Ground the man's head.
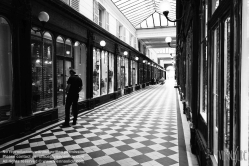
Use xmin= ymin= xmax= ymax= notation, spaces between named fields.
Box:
xmin=69 ymin=68 xmax=76 ymax=76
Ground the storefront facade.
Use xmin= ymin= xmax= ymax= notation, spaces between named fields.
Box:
xmin=176 ymin=0 xmax=243 ymax=166
xmin=0 ymin=0 xmax=164 ymax=144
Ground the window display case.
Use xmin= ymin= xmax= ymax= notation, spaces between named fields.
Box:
xmin=93 ymin=48 xmax=100 ymax=97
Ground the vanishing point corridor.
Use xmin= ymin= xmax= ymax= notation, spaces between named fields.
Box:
xmin=0 ymin=81 xmax=197 ymax=166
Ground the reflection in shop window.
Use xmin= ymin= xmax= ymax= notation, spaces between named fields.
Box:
xmin=74 ymin=42 xmax=86 ymax=101
xmin=117 ymin=56 xmax=121 ymax=89
xmin=212 ymin=0 xmax=219 ymax=14
xmin=108 ymin=53 xmax=114 ymax=93
xmin=65 ymin=39 xmax=72 ymax=57
xmin=93 ymin=48 xmax=100 ymax=97
xmin=101 ymin=51 xmax=108 ymax=95
xmin=0 ymin=17 xmax=12 ymax=122
xmin=125 ymin=58 xmax=128 ymax=86
xmin=31 ymin=31 xmax=53 ymax=112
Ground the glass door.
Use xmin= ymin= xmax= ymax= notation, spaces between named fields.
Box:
xmin=57 ymin=59 xmax=72 ymax=117
xmin=121 ymin=66 xmax=125 ymax=95
xmin=222 ymin=16 xmax=231 ymax=166
xmin=213 ymin=26 xmax=219 ymax=162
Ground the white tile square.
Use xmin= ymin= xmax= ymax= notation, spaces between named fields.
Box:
xmin=123 ymin=149 xmax=142 ymax=157
xmin=145 ymin=152 xmax=165 ymax=160
xmin=128 ymin=142 xmax=145 ymax=149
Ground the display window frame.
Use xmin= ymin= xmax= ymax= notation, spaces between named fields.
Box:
xmin=0 ymin=16 xmax=12 ymax=124
xmin=31 ymin=30 xmax=55 ymax=114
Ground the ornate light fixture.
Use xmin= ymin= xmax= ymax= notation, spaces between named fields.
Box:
xmin=165 ymin=37 xmax=172 ymax=47
xmin=135 ymin=57 xmax=139 ymax=61
xmin=31 ymin=11 xmax=49 ymax=33
xmin=124 ymin=51 xmax=128 ymax=56
xmin=100 ymin=40 xmax=106 ymax=47
xmin=160 ymin=0 xmax=187 ymax=22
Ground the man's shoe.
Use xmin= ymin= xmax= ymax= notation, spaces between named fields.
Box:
xmin=61 ymin=123 xmax=70 ymax=127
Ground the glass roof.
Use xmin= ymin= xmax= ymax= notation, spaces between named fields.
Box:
xmin=111 ymin=0 xmax=176 ymax=28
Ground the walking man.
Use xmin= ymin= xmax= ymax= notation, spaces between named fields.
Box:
xmin=62 ymin=68 xmax=82 ymax=127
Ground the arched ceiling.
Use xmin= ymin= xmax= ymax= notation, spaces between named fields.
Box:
xmin=111 ymin=0 xmax=176 ymax=28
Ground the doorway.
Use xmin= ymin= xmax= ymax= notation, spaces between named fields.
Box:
xmin=57 ymin=59 xmax=72 ymax=117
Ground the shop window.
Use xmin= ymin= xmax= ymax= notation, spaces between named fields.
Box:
xmin=101 ymin=51 xmax=108 ymax=95
xmin=93 ymin=48 xmax=100 ymax=97
xmin=212 ymin=27 xmax=219 ymax=162
xmin=125 ymin=58 xmax=128 ymax=86
xmin=120 ymin=57 xmax=125 ymax=89
xmin=133 ymin=61 xmax=138 ymax=85
xmin=0 ymin=17 xmax=12 ymax=123
xmin=65 ymin=39 xmax=72 ymax=57
xmin=56 ymin=36 xmax=64 ymax=56
xmin=74 ymin=42 xmax=87 ymax=101
xmin=117 ymin=56 xmax=121 ymax=89
xmin=31 ymin=31 xmax=53 ymax=113
xmin=139 ymin=63 xmax=143 ymax=84
xmin=211 ymin=0 xmax=219 ymax=14
xmin=241 ymin=2 xmax=249 ymax=164
xmin=130 ymin=60 xmax=133 ymax=86
xmin=108 ymin=53 xmax=114 ymax=93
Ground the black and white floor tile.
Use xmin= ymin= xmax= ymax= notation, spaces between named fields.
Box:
xmin=0 ymin=80 xmax=189 ymax=166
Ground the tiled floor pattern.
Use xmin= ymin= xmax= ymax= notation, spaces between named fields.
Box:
xmin=0 ymin=81 xmax=188 ymax=166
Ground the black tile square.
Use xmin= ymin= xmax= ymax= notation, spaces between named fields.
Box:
xmin=78 ymin=142 xmax=95 ymax=148
xmin=156 ymin=157 xmax=178 ymax=166
xmin=158 ymin=149 xmax=177 ymax=156
xmin=140 ymin=140 xmax=156 ymax=146
xmin=161 ymin=136 xmax=176 ymax=141
xmin=146 ymin=130 xmax=159 ymax=134
xmin=79 ymin=130 xmax=92 ymax=134
xmin=28 ymin=138 xmax=43 ymax=143
xmin=116 ymin=145 xmax=133 ymax=152
xmin=104 ymin=137 xmax=119 ymax=143
xmin=160 ymin=142 xmax=177 ymax=148
xmin=88 ymin=150 xmax=106 ymax=158
xmin=87 ymin=136 xmax=101 ymax=141
xmin=71 ymin=135 xmax=85 ymax=140
xmin=40 ymin=133 xmax=54 ymax=137
xmin=101 ymin=162 xmax=121 ymax=166
xmin=44 ymin=139 xmax=60 ymax=144
xmin=132 ymin=155 xmax=152 ymax=163
xmin=110 ymin=133 xmax=123 ymax=137
xmin=61 ymin=140 xmax=76 ymax=146
xmin=116 ymin=129 xmax=127 ymax=132
xmin=136 ymin=147 xmax=154 ymax=154
xmin=78 ymin=159 xmax=98 ymax=166
xmin=122 ymin=139 xmax=137 ymax=144
xmin=144 ymin=135 xmax=158 ymax=140
xmin=97 ymin=143 xmax=114 ymax=150
xmin=109 ymin=152 xmax=129 ymax=161
xmin=31 ymin=145 xmax=48 ymax=151
xmin=55 ymin=134 xmax=69 ymax=138
xmin=126 ymin=134 xmax=140 ymax=138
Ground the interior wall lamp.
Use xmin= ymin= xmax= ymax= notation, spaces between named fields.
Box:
xmin=160 ymin=0 xmax=188 ymax=22
xmin=165 ymin=37 xmax=172 ymax=47
xmin=135 ymin=57 xmax=139 ymax=61
xmin=100 ymin=40 xmax=106 ymax=47
xmin=143 ymin=60 xmax=146 ymax=63
xmin=31 ymin=11 xmax=49 ymax=33
xmin=124 ymin=51 xmax=128 ymax=56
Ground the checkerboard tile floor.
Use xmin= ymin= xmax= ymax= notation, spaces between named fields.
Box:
xmin=0 ymin=81 xmax=188 ymax=166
